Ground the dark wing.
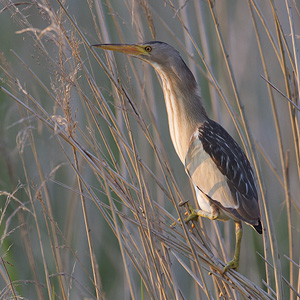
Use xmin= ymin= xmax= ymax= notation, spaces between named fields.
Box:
xmin=198 ymin=119 xmax=261 ymax=232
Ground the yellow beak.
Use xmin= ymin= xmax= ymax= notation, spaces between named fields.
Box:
xmin=91 ymin=44 xmax=147 ymax=56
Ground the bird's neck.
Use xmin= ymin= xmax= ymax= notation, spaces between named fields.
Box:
xmin=155 ymin=65 xmax=208 ymax=163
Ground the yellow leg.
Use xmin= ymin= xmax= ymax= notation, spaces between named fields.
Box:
xmin=223 ymin=222 xmax=242 ymax=273
xmin=177 ymin=202 xmax=243 ymax=273
xmin=184 ymin=203 xmax=219 ymax=223
xmin=171 ymin=202 xmax=219 ymax=227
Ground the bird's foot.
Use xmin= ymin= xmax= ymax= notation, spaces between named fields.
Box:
xmin=171 ymin=202 xmax=218 ymax=226
xmin=223 ymin=259 xmax=239 ymax=273
xmin=184 ymin=202 xmax=220 ymax=222
xmin=170 ymin=202 xmax=198 ymax=227
xmin=184 ymin=203 xmax=199 ymax=223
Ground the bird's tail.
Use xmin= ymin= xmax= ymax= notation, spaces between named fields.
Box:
xmin=252 ymin=219 xmax=262 ymax=234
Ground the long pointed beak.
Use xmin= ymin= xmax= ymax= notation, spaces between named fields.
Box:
xmin=91 ymin=43 xmax=147 ymax=56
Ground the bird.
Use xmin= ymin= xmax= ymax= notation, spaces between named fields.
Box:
xmin=92 ymin=41 xmax=262 ymax=273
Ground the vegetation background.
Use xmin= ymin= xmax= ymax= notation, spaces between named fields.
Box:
xmin=0 ymin=0 xmax=299 ymax=299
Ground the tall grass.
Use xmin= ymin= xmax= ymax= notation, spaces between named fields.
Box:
xmin=0 ymin=0 xmax=299 ymax=299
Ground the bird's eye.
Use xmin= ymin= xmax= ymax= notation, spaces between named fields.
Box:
xmin=145 ymin=46 xmax=152 ymax=52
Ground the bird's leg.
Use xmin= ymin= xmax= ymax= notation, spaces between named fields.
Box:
xmin=184 ymin=203 xmax=219 ymax=223
xmin=183 ymin=188 xmax=220 ymax=223
xmin=223 ymin=221 xmax=243 ymax=273
xmin=170 ymin=201 xmax=219 ymax=227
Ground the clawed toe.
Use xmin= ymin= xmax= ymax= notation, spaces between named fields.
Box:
xmin=184 ymin=203 xmax=199 ymax=223
xmin=223 ymin=259 xmax=239 ymax=273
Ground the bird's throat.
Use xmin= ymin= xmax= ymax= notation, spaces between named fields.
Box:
xmin=158 ymin=70 xmax=207 ymax=163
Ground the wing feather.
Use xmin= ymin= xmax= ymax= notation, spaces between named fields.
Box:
xmin=185 ymin=119 xmax=261 ymax=232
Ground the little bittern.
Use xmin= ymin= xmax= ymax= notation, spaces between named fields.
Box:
xmin=92 ymin=41 xmax=262 ymax=273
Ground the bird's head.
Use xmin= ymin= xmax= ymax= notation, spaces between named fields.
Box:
xmin=92 ymin=41 xmax=185 ymax=72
